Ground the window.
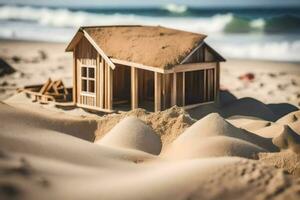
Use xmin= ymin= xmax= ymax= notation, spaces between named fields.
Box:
xmin=81 ymin=66 xmax=95 ymax=94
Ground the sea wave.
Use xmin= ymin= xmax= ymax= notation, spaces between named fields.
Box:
xmin=1 ymin=5 xmax=300 ymax=34
xmin=0 ymin=5 xmax=300 ymax=61
xmin=162 ymin=3 xmax=188 ymax=14
xmin=214 ymin=40 xmax=300 ymax=62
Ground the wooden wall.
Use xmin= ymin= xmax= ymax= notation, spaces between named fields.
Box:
xmin=74 ymin=36 xmax=112 ymax=110
xmin=183 ymin=43 xmax=220 ymax=64
xmin=73 ymin=37 xmax=220 ymax=112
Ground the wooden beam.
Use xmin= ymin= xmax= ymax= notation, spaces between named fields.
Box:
xmin=104 ymin=63 xmax=108 ymax=109
xmin=216 ymin=62 xmax=220 ymax=104
xmin=111 ymin=58 xmax=165 ymax=73
xmin=72 ymin=49 xmax=77 ymax=104
xmin=99 ymin=57 xmax=104 ymax=109
xmin=111 ymin=58 xmax=217 ymax=74
xmin=107 ymin=65 xmax=113 ymax=110
xmin=131 ymin=67 xmax=138 ymax=109
xmin=65 ymin=31 xmax=84 ymax=52
xmin=162 ymin=74 xmax=166 ymax=110
xmin=204 ymin=69 xmax=207 ymax=102
xmin=214 ymin=67 xmax=217 ymax=101
xmin=182 ymin=72 xmax=185 ymax=106
xmin=171 ymin=72 xmax=177 ymax=106
xmin=82 ymin=30 xmax=116 ymax=69
xmin=182 ymin=101 xmax=214 ymax=110
xmin=180 ymin=42 xmax=204 ymax=64
xmin=173 ymin=62 xmax=216 ymax=73
xmin=77 ymin=57 xmax=81 ymax=104
xmin=76 ymin=103 xmax=115 ymax=113
xmin=154 ymin=72 xmax=161 ymax=112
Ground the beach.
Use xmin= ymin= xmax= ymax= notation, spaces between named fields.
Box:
xmin=1 ymin=40 xmax=299 ymax=107
xmin=0 ymin=39 xmax=300 ymax=199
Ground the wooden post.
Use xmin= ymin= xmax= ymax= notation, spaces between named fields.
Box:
xmin=107 ymin=65 xmax=113 ymax=110
xmin=77 ymin=56 xmax=81 ymax=104
xmin=131 ymin=67 xmax=138 ymax=109
xmin=154 ymin=72 xmax=161 ymax=112
xmin=171 ymin=72 xmax=177 ymax=106
xmin=216 ymin=62 xmax=220 ymax=104
xmin=204 ymin=70 xmax=207 ymax=102
xmin=214 ymin=66 xmax=217 ymax=101
xmin=99 ymin=57 xmax=104 ymax=109
xmin=72 ymin=49 xmax=77 ymax=104
xmin=182 ymin=72 xmax=185 ymax=106
xmin=162 ymin=74 xmax=166 ymax=110
xmin=104 ymin=63 xmax=108 ymax=108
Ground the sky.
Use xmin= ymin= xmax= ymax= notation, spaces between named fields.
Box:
xmin=1 ymin=0 xmax=300 ymax=8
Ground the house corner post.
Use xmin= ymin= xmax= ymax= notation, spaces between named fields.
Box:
xmin=72 ymin=49 xmax=77 ymax=105
xmin=171 ymin=72 xmax=177 ymax=106
xmin=131 ymin=67 xmax=138 ymax=109
xmin=107 ymin=66 xmax=113 ymax=110
xmin=154 ymin=72 xmax=161 ymax=112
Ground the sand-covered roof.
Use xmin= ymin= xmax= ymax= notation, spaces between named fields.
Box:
xmin=82 ymin=25 xmax=206 ymax=69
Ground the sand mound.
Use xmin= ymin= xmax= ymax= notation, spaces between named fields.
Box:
xmin=1 ymin=100 xmax=300 ymax=199
xmin=219 ymin=89 xmax=237 ymax=106
xmin=228 ymin=116 xmax=272 ymax=132
xmin=259 ymin=151 xmax=300 ymax=176
xmin=97 ymin=117 xmax=162 ymax=155
xmin=0 ymin=58 xmax=15 ymax=77
xmin=0 ymin=102 xmax=97 ymax=141
xmin=221 ymin=97 xmax=278 ymax=121
xmin=272 ymin=125 xmax=300 ymax=153
xmin=163 ymin=135 xmax=266 ymax=160
xmin=96 ymin=106 xmax=194 ymax=148
xmin=276 ymin=110 xmax=300 ymax=125
xmin=267 ymin=103 xmax=299 ymax=118
xmin=175 ymin=113 xmax=277 ymax=151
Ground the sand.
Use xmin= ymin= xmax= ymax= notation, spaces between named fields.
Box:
xmin=81 ymin=26 xmax=206 ymax=69
xmin=1 ymin=40 xmax=300 ymax=199
xmin=96 ymin=117 xmax=162 ymax=155
xmin=1 ymin=102 xmax=300 ymax=199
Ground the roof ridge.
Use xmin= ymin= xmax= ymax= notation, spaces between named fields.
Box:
xmin=81 ymin=25 xmax=144 ymax=29
xmin=81 ymin=25 xmax=207 ymax=38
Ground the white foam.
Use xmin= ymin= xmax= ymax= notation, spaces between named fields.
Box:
xmin=0 ymin=5 xmax=233 ymax=33
xmin=215 ymin=40 xmax=300 ymax=62
xmin=163 ymin=3 xmax=188 ymax=14
xmin=0 ymin=5 xmax=300 ymax=62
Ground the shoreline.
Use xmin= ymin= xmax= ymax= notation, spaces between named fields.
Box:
xmin=0 ymin=39 xmax=299 ymax=107
xmin=1 ymin=38 xmax=300 ymax=64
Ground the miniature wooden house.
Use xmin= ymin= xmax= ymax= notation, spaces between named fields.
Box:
xmin=66 ymin=25 xmax=225 ymax=112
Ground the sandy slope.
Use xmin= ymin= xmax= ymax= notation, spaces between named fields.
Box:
xmin=1 ymin=101 xmax=300 ymax=200
xmin=1 ymin=40 xmax=300 ymax=199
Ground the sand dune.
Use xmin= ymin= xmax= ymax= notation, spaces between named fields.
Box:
xmin=169 ymin=113 xmax=278 ymax=152
xmin=1 ymin=39 xmax=300 ymax=200
xmin=221 ymin=97 xmax=278 ymax=121
xmin=228 ymin=116 xmax=273 ymax=132
xmin=1 ymin=103 xmax=300 ymax=199
xmin=0 ymin=102 xmax=97 ymax=142
xmin=259 ymin=151 xmax=300 ymax=176
xmin=272 ymin=125 xmax=300 ymax=153
xmin=276 ymin=110 xmax=300 ymax=125
xmin=96 ymin=117 xmax=162 ymax=155
xmin=254 ymin=111 xmax=300 ymax=138
xmin=96 ymin=106 xmax=195 ymax=148
xmin=163 ymin=135 xmax=266 ymax=159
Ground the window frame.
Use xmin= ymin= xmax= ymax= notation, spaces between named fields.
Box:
xmin=80 ymin=65 xmax=96 ymax=96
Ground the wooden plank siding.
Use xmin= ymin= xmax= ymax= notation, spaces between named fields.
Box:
xmin=74 ymin=36 xmax=114 ymax=111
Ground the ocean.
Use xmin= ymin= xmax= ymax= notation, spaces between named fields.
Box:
xmin=0 ymin=4 xmax=300 ymax=62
